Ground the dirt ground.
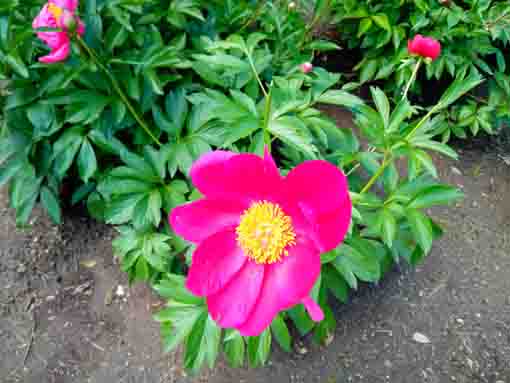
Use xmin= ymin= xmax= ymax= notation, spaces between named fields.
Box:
xmin=1 ymin=112 xmax=510 ymax=383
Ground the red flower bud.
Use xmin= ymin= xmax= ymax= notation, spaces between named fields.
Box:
xmin=300 ymin=62 xmax=313 ymax=73
xmin=407 ymin=35 xmax=441 ymax=61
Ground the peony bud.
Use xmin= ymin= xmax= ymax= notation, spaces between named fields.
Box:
xmin=288 ymin=2 xmax=296 ymax=9
xmin=300 ymin=62 xmax=313 ymax=73
xmin=407 ymin=35 xmax=441 ymax=61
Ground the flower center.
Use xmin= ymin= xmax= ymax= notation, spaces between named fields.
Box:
xmin=48 ymin=3 xmax=63 ymax=22
xmin=236 ymin=201 xmax=296 ymax=264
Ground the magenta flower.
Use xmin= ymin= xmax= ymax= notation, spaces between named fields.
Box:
xmin=170 ymin=149 xmax=352 ymax=336
xmin=33 ymin=0 xmax=85 ymax=63
xmin=407 ymin=35 xmax=441 ymax=61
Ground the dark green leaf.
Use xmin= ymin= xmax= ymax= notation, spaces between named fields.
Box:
xmin=77 ymin=139 xmax=97 ymax=183
xmin=40 ymin=186 xmax=61 ymax=224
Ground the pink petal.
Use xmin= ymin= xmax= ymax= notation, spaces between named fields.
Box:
xmin=39 ymin=40 xmax=70 ymax=63
xmin=186 ymin=229 xmax=247 ymax=297
xmin=263 ymin=146 xmax=281 ymax=181
xmin=191 ymin=150 xmax=283 ymax=201
xmin=302 ymin=296 xmax=324 ymax=322
xmin=238 ymin=236 xmax=320 ymax=336
xmin=207 ymin=261 xmax=265 ymax=328
xmin=190 ymin=150 xmax=237 ymax=195
xmin=51 ymin=0 xmax=79 ymax=11
xmin=421 ymin=38 xmax=441 ymax=60
xmin=284 ymin=160 xmax=349 ymax=215
xmin=76 ymin=17 xmax=85 ymax=35
xmin=311 ymin=199 xmax=352 ymax=252
xmin=170 ymin=198 xmax=247 ymax=243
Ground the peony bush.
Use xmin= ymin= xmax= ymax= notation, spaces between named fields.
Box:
xmin=0 ymin=0 xmax=484 ymax=372
xmin=310 ymin=0 xmax=510 ymax=141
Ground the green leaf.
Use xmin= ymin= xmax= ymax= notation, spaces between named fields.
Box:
xmin=270 ymin=315 xmax=292 ymax=352
xmin=153 ymin=275 xmax=203 ymax=305
xmin=224 ymin=330 xmax=245 ymax=368
xmin=379 ymin=208 xmax=397 ymax=247
xmin=247 ymin=329 xmax=272 ymax=368
xmin=77 ymin=139 xmax=97 ymax=183
xmin=437 ymin=69 xmax=483 ymax=110
xmin=333 ymin=243 xmax=381 ymax=286
xmin=370 ymin=87 xmax=390 ymax=129
xmin=40 ymin=186 xmax=61 ymax=224
xmin=135 ymin=256 xmax=150 ymax=281
xmin=323 ymin=266 xmax=349 ymax=303
xmin=155 ymin=303 xmax=204 ymax=353
xmin=269 ymin=117 xmax=316 ymax=158
xmin=287 ymin=304 xmax=315 ymax=335
xmin=26 ymin=103 xmax=55 ymax=139
xmin=317 ymin=90 xmax=364 ymax=109
xmin=408 ymin=185 xmax=463 ymax=209
xmin=357 ymin=18 xmax=373 ymax=37
xmin=407 ymin=209 xmax=433 ymax=254
xmin=5 ymin=52 xmax=28 ymax=78
xmin=184 ymin=313 xmax=221 ymax=371
xmin=308 ymin=40 xmax=341 ymax=51
xmin=388 ymin=98 xmax=414 ymax=133
xmin=104 ymin=194 xmax=144 ymax=225
xmin=411 ymin=138 xmax=458 ymax=159
xmin=0 ymin=155 xmax=24 ymax=188
xmin=165 ymin=88 xmax=188 ymax=137
xmin=223 ymin=117 xmax=260 ymax=146
xmin=371 ymin=14 xmax=391 ymax=31
xmin=360 ymin=59 xmax=378 ymax=83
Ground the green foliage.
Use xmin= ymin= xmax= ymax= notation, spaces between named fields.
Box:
xmin=0 ymin=0 xmax=469 ymax=373
xmin=324 ymin=0 xmax=510 ymax=141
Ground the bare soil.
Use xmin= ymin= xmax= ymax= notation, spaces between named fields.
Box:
xmin=1 ymin=111 xmax=509 ymax=383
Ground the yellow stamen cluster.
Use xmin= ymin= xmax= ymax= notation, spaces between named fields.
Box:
xmin=48 ymin=3 xmax=63 ymax=21
xmin=236 ymin=201 xmax=296 ymax=264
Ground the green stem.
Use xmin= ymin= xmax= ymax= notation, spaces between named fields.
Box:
xmin=404 ymin=106 xmax=438 ymax=141
xmin=402 ymin=59 xmax=421 ymax=100
xmin=263 ymin=85 xmax=273 ymax=151
xmin=359 ymin=152 xmax=391 ymax=194
xmin=240 ymin=1 xmax=266 ymax=32
xmin=246 ymin=49 xmax=268 ymax=98
xmin=76 ymin=36 xmax=162 ymax=147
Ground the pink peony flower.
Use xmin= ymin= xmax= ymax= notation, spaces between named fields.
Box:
xmin=300 ymin=62 xmax=313 ymax=73
xmin=170 ymin=149 xmax=352 ymax=336
xmin=32 ymin=0 xmax=85 ymax=63
xmin=407 ymin=35 xmax=441 ymax=61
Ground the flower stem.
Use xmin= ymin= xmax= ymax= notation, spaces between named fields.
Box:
xmin=404 ymin=105 xmax=438 ymax=141
xmin=246 ymin=49 xmax=268 ymax=98
xmin=263 ymin=84 xmax=273 ymax=151
xmin=359 ymin=152 xmax=391 ymax=194
xmin=402 ymin=59 xmax=422 ymax=100
xmin=76 ymin=36 xmax=161 ymax=147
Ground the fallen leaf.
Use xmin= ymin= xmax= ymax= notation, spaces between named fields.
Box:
xmin=80 ymin=259 xmax=97 ymax=268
